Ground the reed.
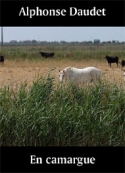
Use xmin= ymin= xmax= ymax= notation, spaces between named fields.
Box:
xmin=0 ymin=75 xmax=124 ymax=146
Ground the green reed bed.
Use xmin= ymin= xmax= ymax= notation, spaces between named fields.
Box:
xmin=0 ymin=75 xmax=125 ymax=146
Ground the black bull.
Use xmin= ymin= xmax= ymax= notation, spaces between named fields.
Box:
xmin=120 ymin=60 xmax=125 ymax=68
xmin=104 ymin=55 xmax=120 ymax=67
xmin=0 ymin=56 xmax=4 ymax=63
xmin=39 ymin=52 xmax=55 ymax=58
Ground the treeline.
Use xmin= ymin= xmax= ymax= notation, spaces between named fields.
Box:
xmin=1 ymin=39 xmax=125 ymax=46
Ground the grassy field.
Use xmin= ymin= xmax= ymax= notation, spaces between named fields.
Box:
xmin=0 ymin=44 xmax=125 ymax=146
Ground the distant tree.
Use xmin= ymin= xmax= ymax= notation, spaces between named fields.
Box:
xmin=94 ymin=39 xmax=100 ymax=44
xmin=112 ymin=40 xmax=115 ymax=43
xmin=86 ymin=41 xmax=93 ymax=44
xmin=10 ymin=40 xmax=17 ymax=43
xmin=107 ymin=41 xmax=111 ymax=44
xmin=60 ymin=41 xmax=67 ymax=45
xmin=112 ymin=40 xmax=118 ymax=44
xmin=31 ymin=40 xmax=38 ymax=44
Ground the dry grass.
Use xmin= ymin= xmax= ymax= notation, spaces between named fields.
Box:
xmin=0 ymin=58 xmax=124 ymax=89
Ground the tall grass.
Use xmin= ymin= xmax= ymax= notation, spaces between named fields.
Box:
xmin=0 ymin=75 xmax=124 ymax=146
xmin=1 ymin=44 xmax=125 ymax=61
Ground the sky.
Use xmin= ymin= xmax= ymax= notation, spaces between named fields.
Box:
xmin=0 ymin=27 xmax=125 ymax=42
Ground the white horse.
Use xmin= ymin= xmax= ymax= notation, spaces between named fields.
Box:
xmin=59 ymin=66 xmax=101 ymax=84
xmin=123 ymin=72 xmax=125 ymax=81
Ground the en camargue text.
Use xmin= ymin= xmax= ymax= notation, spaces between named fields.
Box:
xmin=19 ymin=7 xmax=106 ymax=18
xmin=30 ymin=155 xmax=96 ymax=166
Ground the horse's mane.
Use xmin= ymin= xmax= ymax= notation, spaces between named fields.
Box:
xmin=64 ymin=66 xmax=76 ymax=72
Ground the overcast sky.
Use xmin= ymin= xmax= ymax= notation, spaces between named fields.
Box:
xmin=1 ymin=27 xmax=125 ymax=42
